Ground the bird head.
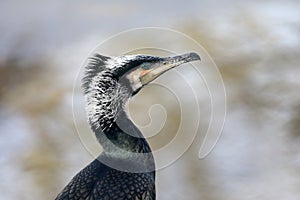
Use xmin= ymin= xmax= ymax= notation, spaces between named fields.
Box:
xmin=83 ymin=52 xmax=200 ymax=95
xmin=82 ymin=52 xmax=200 ymax=132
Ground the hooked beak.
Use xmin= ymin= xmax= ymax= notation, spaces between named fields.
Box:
xmin=140 ymin=52 xmax=201 ymax=85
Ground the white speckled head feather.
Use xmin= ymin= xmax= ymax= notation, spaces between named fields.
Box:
xmin=84 ymin=70 xmax=130 ymax=132
xmin=104 ymin=55 xmax=138 ymax=69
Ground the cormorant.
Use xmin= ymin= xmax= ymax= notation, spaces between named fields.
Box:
xmin=55 ymin=52 xmax=200 ymax=200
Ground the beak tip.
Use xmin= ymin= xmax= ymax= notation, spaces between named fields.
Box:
xmin=189 ymin=52 xmax=201 ymax=61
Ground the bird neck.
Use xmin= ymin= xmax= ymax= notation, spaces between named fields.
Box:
xmin=85 ymin=72 xmax=152 ymax=158
xmin=93 ymin=110 xmax=152 ymax=154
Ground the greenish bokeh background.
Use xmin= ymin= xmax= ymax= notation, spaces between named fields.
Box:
xmin=1 ymin=1 xmax=300 ymax=199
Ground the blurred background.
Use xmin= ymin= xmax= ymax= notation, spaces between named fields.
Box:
xmin=1 ymin=0 xmax=300 ymax=199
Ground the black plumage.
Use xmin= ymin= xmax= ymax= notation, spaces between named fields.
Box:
xmin=55 ymin=52 xmax=200 ymax=200
xmin=56 ymin=159 xmax=155 ymax=200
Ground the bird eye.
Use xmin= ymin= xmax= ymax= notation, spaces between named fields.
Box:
xmin=141 ymin=62 xmax=151 ymax=70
